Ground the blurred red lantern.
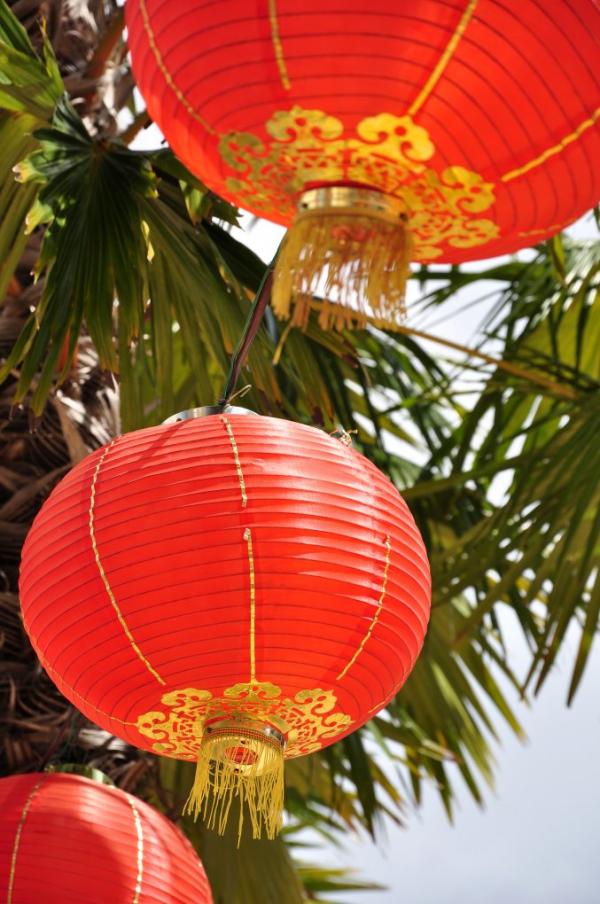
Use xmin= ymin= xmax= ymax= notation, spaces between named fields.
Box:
xmin=0 ymin=772 xmax=212 ymax=903
xmin=19 ymin=411 xmax=430 ymax=839
xmin=126 ymin=0 xmax=600 ymax=328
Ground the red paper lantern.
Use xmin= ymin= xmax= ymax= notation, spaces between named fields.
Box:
xmin=126 ymin=0 xmax=600 ymax=328
xmin=0 ymin=772 xmax=212 ymax=903
xmin=19 ymin=412 xmax=430 ymax=838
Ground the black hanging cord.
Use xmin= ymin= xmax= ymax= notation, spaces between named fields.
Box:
xmin=218 ymin=245 xmax=281 ymax=407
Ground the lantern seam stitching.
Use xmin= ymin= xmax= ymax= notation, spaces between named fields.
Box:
xmin=89 ymin=441 xmax=166 ymax=686
xmin=501 ymin=106 xmax=600 ymax=182
xmin=220 ymin=415 xmax=248 ymax=507
xmin=518 ymin=216 xmax=575 ymax=239
xmin=336 ymin=534 xmax=392 ymax=680
xmin=126 ymin=795 xmax=144 ymax=904
xmin=268 ymin=0 xmax=291 ymax=90
xmin=138 ymin=0 xmax=215 ymax=135
xmin=7 ymin=776 xmax=45 ymax=903
xmin=369 ymin=673 xmax=405 ymax=715
xmin=244 ymin=527 xmax=257 ymax=682
xmin=408 ymin=0 xmax=478 ymax=116
xmin=26 ymin=645 xmax=137 ymax=727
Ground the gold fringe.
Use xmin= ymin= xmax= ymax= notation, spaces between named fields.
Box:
xmin=184 ymin=725 xmax=284 ymax=845
xmin=272 ymin=207 xmax=412 ymax=331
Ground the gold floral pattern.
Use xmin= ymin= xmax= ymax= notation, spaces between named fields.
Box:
xmin=220 ymin=107 xmax=498 ymax=258
xmin=136 ymin=681 xmax=353 ymax=760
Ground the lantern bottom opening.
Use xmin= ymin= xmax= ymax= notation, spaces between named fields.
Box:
xmin=272 ymin=185 xmax=412 ymax=331
xmin=184 ymin=719 xmax=285 ymax=844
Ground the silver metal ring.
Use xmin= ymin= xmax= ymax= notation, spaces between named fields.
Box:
xmin=162 ymin=405 xmax=257 ymax=424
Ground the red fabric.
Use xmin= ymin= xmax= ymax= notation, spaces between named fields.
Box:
xmin=0 ymin=773 xmax=212 ymax=903
xmin=125 ymin=0 xmax=600 ymax=262
xmin=19 ymin=415 xmax=430 ymax=755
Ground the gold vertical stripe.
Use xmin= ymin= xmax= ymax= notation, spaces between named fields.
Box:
xmin=127 ymin=796 xmax=144 ymax=904
xmin=268 ymin=0 xmax=291 ymax=90
xmin=408 ymin=0 xmax=478 ymax=116
xmin=138 ymin=0 xmax=215 ymax=134
xmin=244 ymin=527 xmax=257 ymax=682
xmin=501 ymin=107 xmax=600 ymax=182
xmin=369 ymin=695 xmax=393 ymax=715
xmin=368 ymin=674 xmax=406 ymax=714
xmin=220 ymin=416 xmax=248 ymax=507
xmin=518 ymin=217 xmax=574 ymax=239
xmin=89 ymin=442 xmax=166 ymax=685
xmin=7 ymin=777 xmax=45 ymax=903
xmin=25 ymin=642 xmax=137 ymax=728
xmin=337 ymin=535 xmax=392 ymax=680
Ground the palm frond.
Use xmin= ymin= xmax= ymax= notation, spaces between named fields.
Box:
xmin=421 ymin=237 xmax=600 ymax=702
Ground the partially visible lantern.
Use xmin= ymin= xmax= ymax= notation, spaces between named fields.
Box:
xmin=126 ymin=0 xmax=600 ymax=328
xmin=0 ymin=772 xmax=212 ymax=903
xmin=19 ymin=412 xmax=430 ymax=839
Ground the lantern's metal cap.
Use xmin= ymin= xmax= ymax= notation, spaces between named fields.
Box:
xmin=297 ymin=185 xmax=408 ymax=222
xmin=203 ymin=718 xmax=286 ymax=776
xmin=162 ymin=405 xmax=257 ymax=424
xmin=205 ymin=719 xmax=286 ymax=748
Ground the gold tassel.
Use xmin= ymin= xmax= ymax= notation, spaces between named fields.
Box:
xmin=272 ymin=187 xmax=412 ymax=331
xmin=184 ymin=722 xmax=285 ymax=846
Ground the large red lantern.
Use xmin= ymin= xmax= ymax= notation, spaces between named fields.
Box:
xmin=19 ymin=412 xmax=430 ymax=839
xmin=126 ymin=0 xmax=600 ymax=328
xmin=0 ymin=772 xmax=212 ymax=903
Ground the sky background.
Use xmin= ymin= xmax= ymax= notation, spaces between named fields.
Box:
xmin=323 ymin=617 xmax=600 ymax=904
xmin=132 ymin=120 xmax=600 ymax=903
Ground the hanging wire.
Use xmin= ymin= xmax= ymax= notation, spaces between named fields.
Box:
xmin=217 ymin=245 xmax=281 ymax=408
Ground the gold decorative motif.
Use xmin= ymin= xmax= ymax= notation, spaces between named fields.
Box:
xmin=136 ymin=681 xmax=353 ymax=760
xmin=220 ymin=107 xmax=498 ymax=258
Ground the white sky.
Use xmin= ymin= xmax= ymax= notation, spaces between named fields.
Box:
xmin=324 ymin=616 xmax=600 ymax=904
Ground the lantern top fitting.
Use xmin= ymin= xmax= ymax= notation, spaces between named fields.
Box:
xmin=162 ymin=404 xmax=255 ymax=424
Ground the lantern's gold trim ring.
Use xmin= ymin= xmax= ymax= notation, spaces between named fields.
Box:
xmin=297 ymin=186 xmax=408 ymax=224
xmin=204 ymin=718 xmax=286 ymax=773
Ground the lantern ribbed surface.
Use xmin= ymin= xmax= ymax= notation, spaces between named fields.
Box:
xmin=0 ymin=772 xmax=212 ymax=903
xmin=19 ymin=414 xmax=430 ymax=837
xmin=126 ymin=0 xmax=600 ymax=262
